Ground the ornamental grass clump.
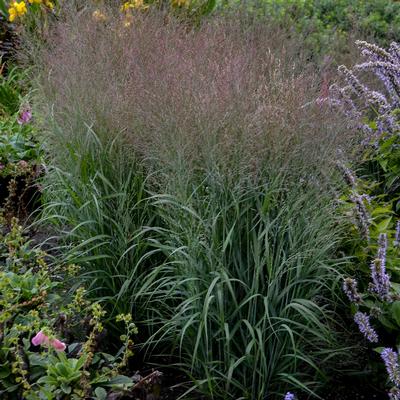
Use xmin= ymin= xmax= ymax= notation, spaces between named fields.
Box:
xmin=32 ymin=6 xmax=360 ymax=399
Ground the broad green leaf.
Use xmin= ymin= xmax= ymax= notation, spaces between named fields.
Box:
xmin=375 ymin=217 xmax=392 ymax=233
xmin=94 ymin=387 xmax=108 ymax=400
xmin=60 ymin=383 xmax=72 ymax=394
xmin=0 ymin=0 xmax=7 ymax=16
xmin=0 ymin=365 xmax=11 ymax=379
xmin=103 ymin=375 xmax=133 ymax=387
xmin=392 ymin=301 xmax=400 ymax=327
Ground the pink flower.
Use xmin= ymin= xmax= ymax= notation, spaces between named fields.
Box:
xmin=51 ymin=339 xmax=67 ymax=351
xmin=17 ymin=160 xmax=29 ymax=169
xmin=17 ymin=108 xmax=32 ymax=125
xmin=31 ymin=331 xmax=66 ymax=352
xmin=31 ymin=331 xmax=47 ymax=346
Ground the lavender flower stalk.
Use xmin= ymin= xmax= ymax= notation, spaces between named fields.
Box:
xmin=370 ymin=233 xmax=391 ymax=301
xmin=337 ymin=162 xmax=356 ymax=188
xmin=390 ymin=387 xmax=400 ymax=400
xmin=378 ymin=233 xmax=388 ymax=263
xmin=338 ymin=65 xmax=367 ymax=96
xmin=343 ymin=278 xmax=361 ymax=303
xmin=284 ymin=392 xmax=295 ymax=400
xmin=334 ymin=41 xmax=400 ymax=145
xmin=381 ymin=348 xmax=400 ymax=387
xmin=354 ymin=311 xmax=378 ymax=343
xmin=356 ymin=40 xmax=392 ymax=62
xmin=349 ymin=193 xmax=371 ymax=240
xmin=394 ymin=220 xmax=400 ymax=247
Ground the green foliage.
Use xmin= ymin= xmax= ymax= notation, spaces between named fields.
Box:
xmin=146 ymin=167 xmax=354 ymax=399
xmin=0 ymin=217 xmax=139 ymax=399
xmin=36 ymin=352 xmax=87 ymax=395
xmin=0 ymin=120 xmax=43 ymax=177
xmin=0 ymin=1 xmax=7 ymax=18
xmin=222 ymin=0 xmax=400 ymax=57
xmin=374 ymin=134 xmax=400 ymax=203
xmin=0 ymin=67 xmax=25 ymax=117
xmin=39 ymin=131 xmax=161 ymax=330
xmin=0 ymin=65 xmax=42 ymax=177
xmin=0 ymin=65 xmax=43 ymax=220
xmin=41 ymin=139 xmax=355 ymax=398
xmin=336 ymin=40 xmax=400 ymax=395
xmin=340 ymin=175 xmax=400 ymax=318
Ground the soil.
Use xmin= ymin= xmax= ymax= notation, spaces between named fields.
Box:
xmin=322 ymin=379 xmax=387 ymax=400
xmin=325 ymin=389 xmax=386 ymax=400
xmin=0 ymin=170 xmax=42 ymax=221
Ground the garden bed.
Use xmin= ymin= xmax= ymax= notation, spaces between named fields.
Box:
xmin=1 ymin=1 xmax=400 ymax=399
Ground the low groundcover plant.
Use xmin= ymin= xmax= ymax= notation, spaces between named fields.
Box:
xmin=0 ymin=217 xmax=141 ymax=399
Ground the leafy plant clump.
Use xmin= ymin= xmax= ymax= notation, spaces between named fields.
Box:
xmin=333 ymin=40 xmax=400 ymax=398
xmin=0 ymin=217 xmax=147 ymax=399
xmin=0 ymin=118 xmax=42 ymax=177
xmin=0 ymin=65 xmax=43 ymax=220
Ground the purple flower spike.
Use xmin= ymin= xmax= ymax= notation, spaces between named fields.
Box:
xmin=343 ymin=278 xmax=361 ymax=303
xmin=349 ymin=193 xmax=371 ymax=240
xmin=378 ymin=233 xmax=388 ymax=264
xmin=354 ymin=312 xmax=378 ymax=343
xmin=332 ymin=40 xmax=400 ymax=145
xmin=381 ymin=348 xmax=400 ymax=387
xmin=389 ymin=387 xmax=400 ymax=400
xmin=370 ymin=233 xmax=391 ymax=301
xmin=284 ymin=392 xmax=295 ymax=400
xmin=394 ymin=221 xmax=400 ymax=247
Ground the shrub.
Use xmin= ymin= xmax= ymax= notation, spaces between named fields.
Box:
xmin=33 ymin=8 xmax=359 ymax=399
xmin=222 ymin=0 xmax=400 ymax=61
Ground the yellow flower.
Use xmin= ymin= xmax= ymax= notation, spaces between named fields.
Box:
xmin=171 ymin=0 xmax=189 ymax=7
xmin=44 ymin=0 xmax=54 ymax=9
xmin=121 ymin=1 xmax=133 ymax=12
xmin=28 ymin=0 xmax=53 ymax=8
xmin=8 ymin=1 xmax=28 ymax=22
xmin=92 ymin=9 xmax=107 ymax=22
xmin=120 ymin=0 xmax=148 ymax=12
